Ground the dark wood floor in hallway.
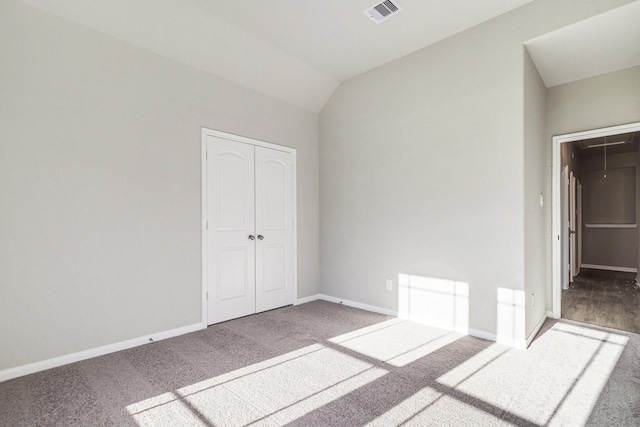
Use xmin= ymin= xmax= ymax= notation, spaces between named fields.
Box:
xmin=562 ymin=268 xmax=640 ymax=334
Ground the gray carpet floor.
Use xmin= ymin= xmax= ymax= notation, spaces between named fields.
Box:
xmin=562 ymin=269 xmax=640 ymax=334
xmin=1 ymin=300 xmax=639 ymax=426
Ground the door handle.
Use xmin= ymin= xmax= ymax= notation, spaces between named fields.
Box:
xmin=248 ymin=235 xmax=255 ymax=240
xmin=257 ymin=235 xmax=264 ymax=240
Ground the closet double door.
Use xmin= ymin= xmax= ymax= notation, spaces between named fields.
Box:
xmin=206 ymin=135 xmax=295 ymax=324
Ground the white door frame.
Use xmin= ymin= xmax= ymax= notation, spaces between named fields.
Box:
xmin=576 ymin=181 xmax=582 ymax=276
xmin=569 ymin=171 xmax=576 ymax=283
xmin=552 ymin=121 xmax=640 ymax=319
xmin=561 ymin=166 xmax=569 ymax=289
xmin=201 ymin=128 xmax=297 ymax=326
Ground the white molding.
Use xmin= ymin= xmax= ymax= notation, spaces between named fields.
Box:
xmin=292 ymin=150 xmax=298 ymax=304
xmin=581 ymin=264 xmax=638 ymax=273
xmin=316 ymin=295 xmax=532 ymax=348
xmin=203 ymin=128 xmax=296 ymax=153
xmin=295 ymin=294 xmax=321 ymax=305
xmin=201 ymin=127 xmax=297 ymax=327
xmin=470 ymin=325 xmax=550 ymax=352
xmin=201 ymin=129 xmax=208 ymax=326
xmin=468 ymin=328 xmax=497 ymax=343
xmin=525 ymin=312 xmax=548 ymax=349
xmin=0 ymin=322 xmax=205 ymax=383
xmin=496 ymin=335 xmax=527 ymax=350
xmin=584 ymin=223 xmax=637 ymax=229
xmin=398 ymin=308 xmax=469 ymax=335
xmin=552 ymin=121 xmax=640 ymax=320
xmin=317 ymin=294 xmax=398 ymax=317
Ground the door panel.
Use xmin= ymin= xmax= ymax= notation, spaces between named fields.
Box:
xmin=255 ymin=147 xmax=294 ymax=312
xmin=217 ymin=153 xmax=250 ymax=230
xmin=262 ymin=160 xmax=287 ymax=230
xmin=207 ymin=136 xmax=256 ymax=324
xmin=218 ymin=248 xmax=250 ymax=300
xmin=262 ymin=244 xmax=287 ymax=292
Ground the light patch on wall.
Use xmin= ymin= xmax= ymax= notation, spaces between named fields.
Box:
xmin=496 ymin=287 xmax=526 ymax=347
xmin=398 ymin=274 xmax=469 ymax=334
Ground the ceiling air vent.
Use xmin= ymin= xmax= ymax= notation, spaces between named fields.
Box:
xmin=364 ymin=0 xmax=402 ymax=24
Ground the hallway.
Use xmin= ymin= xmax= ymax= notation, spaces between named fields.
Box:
xmin=562 ymin=269 xmax=640 ymax=334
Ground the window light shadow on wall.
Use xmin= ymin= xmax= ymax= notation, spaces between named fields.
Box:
xmin=398 ymin=273 xmax=469 ymax=334
xmin=496 ymin=287 xmax=526 ymax=347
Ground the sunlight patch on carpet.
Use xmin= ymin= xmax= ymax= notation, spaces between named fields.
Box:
xmin=436 ymin=321 xmax=628 ymax=426
xmin=126 ymin=343 xmax=388 ymax=426
xmin=329 ymin=318 xmax=464 ymax=367
xmin=368 ymin=393 xmax=514 ymax=427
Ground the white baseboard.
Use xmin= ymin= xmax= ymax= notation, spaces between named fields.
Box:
xmin=493 ymin=311 xmax=550 ymax=350
xmin=0 ymin=322 xmax=206 ymax=383
xmin=295 ymin=294 xmax=321 ymax=305
xmin=398 ymin=311 xmax=470 ymax=335
xmin=317 ymin=294 xmax=398 ymax=317
xmin=496 ymin=336 xmax=526 ymax=350
xmin=525 ymin=311 xmax=549 ymax=349
xmin=9 ymin=291 xmax=551 ymax=383
xmin=468 ymin=328 xmax=497 ymax=343
xmin=581 ymin=264 xmax=638 ymax=273
xmin=308 ymin=294 xmax=532 ymax=349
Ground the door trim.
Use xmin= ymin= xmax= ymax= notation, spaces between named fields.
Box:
xmin=201 ymin=128 xmax=297 ymax=326
xmin=552 ymin=121 xmax=640 ymax=319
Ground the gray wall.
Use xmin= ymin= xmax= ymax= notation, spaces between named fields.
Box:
xmin=320 ymin=0 xmax=634 ymax=340
xmin=546 ymin=64 xmax=640 ymax=306
xmin=581 ymin=153 xmax=638 ymax=269
xmin=561 ymin=144 xmax=581 ymax=176
xmin=547 ymin=66 xmax=640 ymax=138
xmin=0 ymin=0 xmax=320 ymax=371
xmin=524 ymin=49 xmax=548 ymax=338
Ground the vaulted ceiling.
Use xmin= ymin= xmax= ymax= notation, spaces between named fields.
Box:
xmin=525 ymin=1 xmax=640 ymax=88
xmin=17 ymin=0 xmax=640 ymax=112
xmin=17 ymin=0 xmax=534 ymax=112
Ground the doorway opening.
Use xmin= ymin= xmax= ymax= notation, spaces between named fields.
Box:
xmin=552 ymin=122 xmax=640 ymax=333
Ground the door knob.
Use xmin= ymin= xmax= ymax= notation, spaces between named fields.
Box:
xmin=257 ymin=235 xmax=264 ymax=240
xmin=248 ymin=235 xmax=255 ymax=240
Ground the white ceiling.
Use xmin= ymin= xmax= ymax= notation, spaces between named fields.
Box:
xmin=17 ymin=0 xmax=640 ymax=112
xmin=18 ymin=0 xmax=533 ymax=112
xmin=525 ymin=1 xmax=640 ymax=88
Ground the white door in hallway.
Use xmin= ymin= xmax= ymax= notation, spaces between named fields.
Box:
xmin=206 ymin=134 xmax=295 ymax=324
xmin=569 ymin=171 xmax=577 ymax=282
xmin=561 ymin=166 xmax=569 ymax=289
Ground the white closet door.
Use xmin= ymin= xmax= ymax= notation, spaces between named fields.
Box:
xmin=206 ymin=137 xmax=256 ymax=324
xmin=255 ymin=146 xmax=295 ymax=313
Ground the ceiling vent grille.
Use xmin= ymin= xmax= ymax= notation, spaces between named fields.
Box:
xmin=364 ymin=1 xmax=402 ymax=24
